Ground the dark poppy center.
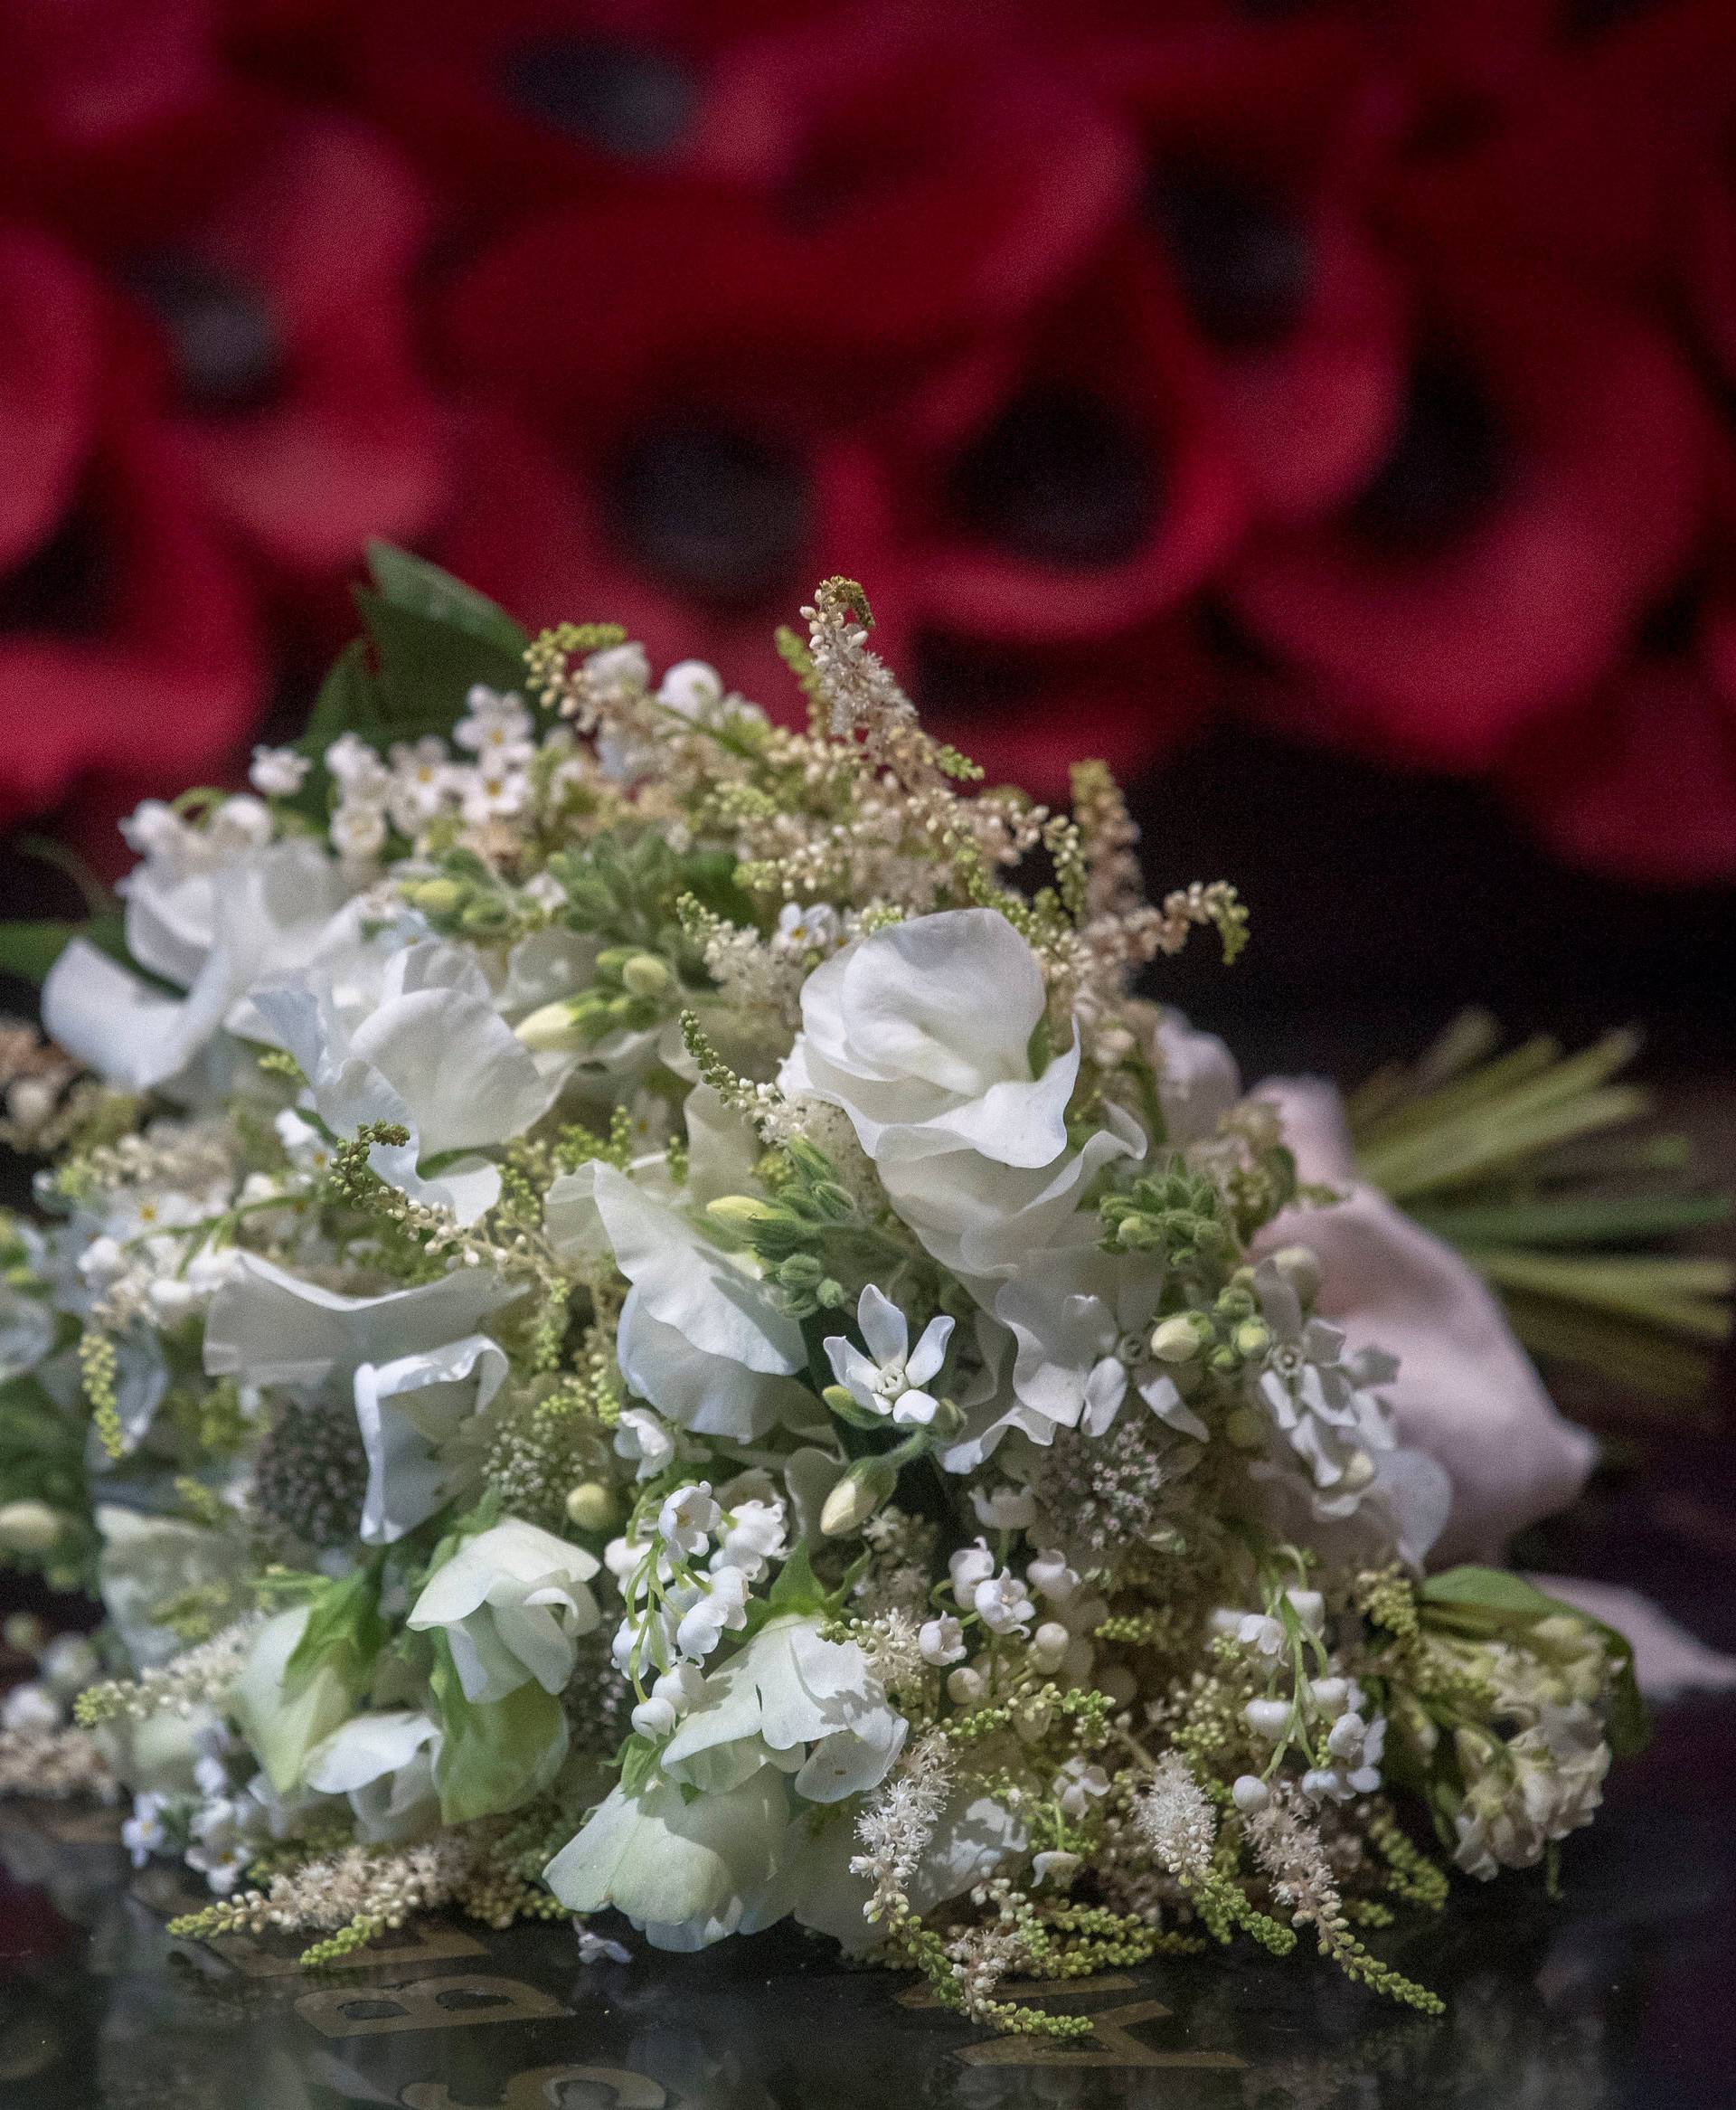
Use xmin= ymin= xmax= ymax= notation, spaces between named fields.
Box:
xmin=502 ymin=39 xmax=699 ymax=160
xmin=127 ymin=251 xmax=286 ymax=418
xmin=0 ymin=498 xmax=112 ymax=639
xmin=1563 ymin=0 xmax=1665 ymax=38
xmin=949 ymin=384 xmax=1159 ymax=570
xmin=610 ymin=419 xmax=811 ymax=608
xmin=1151 ymin=169 xmax=1314 ymax=350
xmin=911 ymin=631 xmax=1044 ymax=728
xmin=1349 ymin=353 xmax=1510 ymax=554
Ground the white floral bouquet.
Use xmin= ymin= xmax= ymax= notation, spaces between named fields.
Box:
xmin=0 ymin=553 xmax=1683 ymax=2036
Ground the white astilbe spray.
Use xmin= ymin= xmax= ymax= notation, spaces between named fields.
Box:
xmin=0 ymin=1722 xmax=118 ymax=1802
xmin=945 ymin=1921 xmax=1028 ymax=2022
xmin=1133 ymin=1751 xmax=1218 ymax=1884
xmin=1247 ymin=1785 xmax=1344 ymax=1934
xmin=857 ymin=1609 xmax=928 ymax=1699
xmin=803 ymin=579 xmax=920 ymax=752
xmin=74 ymin=1621 xmax=259 ymax=1726
xmin=852 ymin=1727 xmax=952 ymax=1924
xmin=180 ymin=1833 xmax=475 ymax=1942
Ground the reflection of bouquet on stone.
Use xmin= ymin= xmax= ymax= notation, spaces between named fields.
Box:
xmin=0 ymin=552 xmax=1711 ymax=2039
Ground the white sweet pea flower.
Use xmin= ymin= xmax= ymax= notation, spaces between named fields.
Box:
xmin=43 ymin=837 xmax=352 ymax=1098
xmin=824 ymin=1286 xmax=953 ymax=1429
xmin=38 ymin=1633 xmax=100 ymax=1701
xmin=354 ymin=1333 xmax=509 ymax=1545
xmin=659 ymin=1614 xmax=906 ymax=1803
xmin=546 ymin=1160 xmax=811 ymax=1439
xmin=544 ymin=1764 xmax=792 ymax=1952
xmin=250 ymin=940 xmax=568 ymax=1225
xmin=96 ymin=1503 xmax=247 ymax=1671
xmin=613 ymin=1406 xmax=677 ymax=1481
xmin=231 ymin=1605 xmax=356 ymax=1795
xmin=407 ymin=1520 xmax=602 ymax=1704
xmin=780 ymin=909 xmax=1142 ymax=1299
xmin=302 ymin=1711 xmax=442 ymax=1844
xmin=203 ymin=1251 xmax=517 ymax=1397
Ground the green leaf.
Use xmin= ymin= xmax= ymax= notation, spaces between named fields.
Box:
xmin=429 ymin=1634 xmax=568 ymax=1822
xmin=617 ymin=1731 xmax=662 ymax=1795
xmin=365 ymin=542 xmax=529 ymax=660
xmin=284 ymin=1560 xmax=386 ymax=1707
xmin=0 ymin=909 xmax=130 ymax=985
xmin=355 ymin=589 xmax=528 ymax=744
xmin=295 ymin=638 xmax=381 ymax=764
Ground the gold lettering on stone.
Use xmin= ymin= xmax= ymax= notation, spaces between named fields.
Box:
xmin=402 ymin=2064 xmax=669 ymax=2109
xmin=295 ymin=1973 xmax=568 ymax=2039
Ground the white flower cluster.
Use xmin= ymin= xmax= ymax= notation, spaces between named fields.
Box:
xmin=0 ymin=566 xmax=1624 ymax=2019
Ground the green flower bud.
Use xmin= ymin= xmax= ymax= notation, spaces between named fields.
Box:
xmin=619 ymin=953 xmax=672 ymax=999
xmin=3 ymin=1612 xmax=46 ymax=1655
xmin=0 ymin=1500 xmax=64 ymax=1556
xmin=1150 ymin=1312 xmax=1213 ymax=1363
xmin=460 ymin=897 xmax=512 ymax=934
xmin=820 ymin=1455 xmax=899 ymax=1538
xmin=514 ymin=998 xmax=588 ymax=1053
xmin=705 ymin=1194 xmax=786 ymax=1236
xmin=564 ymin=1481 xmax=618 ymax=1534
xmin=407 ymin=877 xmax=465 ymax=916
xmin=1231 ymin=1320 xmax=1271 ymax=1361
xmin=1225 ymin=1405 xmax=1268 ymax=1450
xmin=1267 ymin=1244 xmax=1322 ymax=1306
xmin=810 ymin=1181 xmax=855 ymax=1223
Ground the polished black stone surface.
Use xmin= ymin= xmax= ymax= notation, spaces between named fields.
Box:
xmin=3 ymin=1679 xmax=1734 ymax=2110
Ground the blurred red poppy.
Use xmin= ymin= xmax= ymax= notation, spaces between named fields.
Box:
xmin=1225 ymin=242 xmax=1714 ymax=770
xmin=0 ymin=239 xmax=258 ymax=833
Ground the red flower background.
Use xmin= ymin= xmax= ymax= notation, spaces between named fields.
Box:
xmin=5 ymin=0 xmax=1736 ymax=884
